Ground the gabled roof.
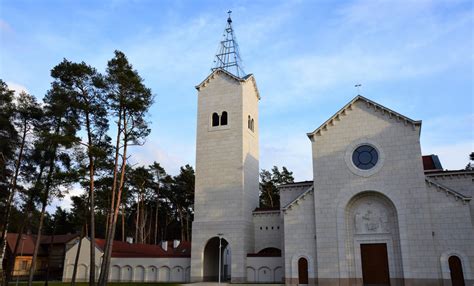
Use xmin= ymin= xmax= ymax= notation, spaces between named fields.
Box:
xmin=6 ymin=233 xmax=79 ymax=255
xmin=195 ymin=68 xmax=260 ymax=99
xmin=307 ymin=95 xmax=422 ymax=141
xmin=94 ymin=239 xmax=191 ymax=258
xmin=282 ymin=185 xmax=314 ymax=212
xmin=425 ymin=177 xmax=471 ymax=203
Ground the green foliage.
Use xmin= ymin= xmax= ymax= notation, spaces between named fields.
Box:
xmin=0 ymin=79 xmax=17 ymax=200
xmin=466 ymin=152 xmax=474 ymax=170
xmin=259 ymin=166 xmax=294 ymax=208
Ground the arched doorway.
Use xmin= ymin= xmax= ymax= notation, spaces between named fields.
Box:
xmin=203 ymin=236 xmax=231 ymax=281
xmin=298 ymin=257 xmax=308 ymax=284
xmin=449 ymin=256 xmax=465 ymax=286
xmin=345 ymin=192 xmax=403 ymax=284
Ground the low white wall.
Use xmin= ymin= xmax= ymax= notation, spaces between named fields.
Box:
xmin=108 ymin=257 xmax=190 ymax=282
xmin=62 ymin=238 xmax=191 ymax=282
xmin=246 ymin=256 xmax=283 ymax=283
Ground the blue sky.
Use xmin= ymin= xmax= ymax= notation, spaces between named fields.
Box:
xmin=1 ymin=0 xmax=473 ymax=208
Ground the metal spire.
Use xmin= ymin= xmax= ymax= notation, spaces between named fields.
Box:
xmin=212 ymin=11 xmax=246 ymax=77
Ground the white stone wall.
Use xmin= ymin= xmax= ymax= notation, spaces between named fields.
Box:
xmin=62 ymin=238 xmax=102 ymax=282
xmin=191 ymin=71 xmax=260 ymax=282
xmin=246 ymin=257 xmax=284 ymax=283
xmin=428 ymin=173 xmax=474 ymax=227
xmin=62 ymin=238 xmax=190 ymax=282
xmin=310 ymin=99 xmax=440 ymax=284
xmin=107 ymin=257 xmax=190 ymax=282
xmin=282 ymin=190 xmax=317 ymax=285
xmin=425 ymin=182 xmax=474 ymax=283
xmin=280 ymin=184 xmax=313 ymax=208
xmin=252 ymin=211 xmax=282 ymax=253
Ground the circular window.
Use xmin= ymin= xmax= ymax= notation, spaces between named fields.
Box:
xmin=352 ymin=145 xmax=378 ymax=170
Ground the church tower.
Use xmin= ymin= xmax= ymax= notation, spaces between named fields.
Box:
xmin=190 ymin=12 xmax=260 ymax=283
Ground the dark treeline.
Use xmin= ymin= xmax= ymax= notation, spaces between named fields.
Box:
xmin=0 ymin=49 xmax=294 ymax=286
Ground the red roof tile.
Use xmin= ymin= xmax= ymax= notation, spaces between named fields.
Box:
xmin=6 ymin=233 xmax=37 ymax=255
xmin=94 ymin=239 xmax=191 ymax=258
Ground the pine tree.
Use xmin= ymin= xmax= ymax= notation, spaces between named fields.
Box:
xmin=98 ymin=51 xmax=152 ymax=285
xmin=27 ymin=83 xmax=80 ymax=286
xmin=51 ymin=59 xmax=108 ymax=285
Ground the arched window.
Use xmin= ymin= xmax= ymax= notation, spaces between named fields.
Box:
xmin=449 ymin=256 xmax=465 ymax=286
xmin=248 ymin=115 xmax=251 ymax=129
xmin=251 ymin=119 xmax=254 ymax=131
xmin=298 ymin=258 xmax=308 ymax=284
xmin=221 ymin=111 xmax=228 ymax=125
xmin=212 ymin=113 xmax=219 ymax=127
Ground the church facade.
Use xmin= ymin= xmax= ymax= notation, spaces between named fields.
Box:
xmin=190 ymin=14 xmax=473 ymax=286
xmin=61 ymin=15 xmax=473 ymax=286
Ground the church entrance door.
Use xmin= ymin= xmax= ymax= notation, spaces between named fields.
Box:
xmin=449 ymin=256 xmax=465 ymax=286
xmin=203 ymin=237 xmax=230 ymax=282
xmin=298 ymin=257 xmax=308 ymax=284
xmin=360 ymin=243 xmax=390 ymax=285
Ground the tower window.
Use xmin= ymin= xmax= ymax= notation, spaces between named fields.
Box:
xmin=248 ymin=115 xmax=255 ymax=132
xmin=221 ymin=111 xmax=228 ymax=125
xmin=212 ymin=113 xmax=220 ymax=127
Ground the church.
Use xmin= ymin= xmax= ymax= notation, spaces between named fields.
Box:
xmin=61 ymin=14 xmax=473 ymax=286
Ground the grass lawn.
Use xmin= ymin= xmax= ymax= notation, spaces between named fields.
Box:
xmin=9 ymin=283 xmax=183 ymax=286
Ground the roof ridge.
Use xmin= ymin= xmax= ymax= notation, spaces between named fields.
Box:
xmin=307 ymin=95 xmax=421 ymax=140
xmin=195 ymin=68 xmax=260 ymax=99
xmin=425 ymin=177 xmax=471 ymax=203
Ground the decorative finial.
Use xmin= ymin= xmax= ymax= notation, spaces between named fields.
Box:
xmin=211 ymin=11 xmax=246 ymax=77
xmin=355 ymin=84 xmax=362 ymax=95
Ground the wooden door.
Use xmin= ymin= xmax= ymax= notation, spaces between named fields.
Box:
xmin=360 ymin=243 xmax=390 ymax=285
xmin=298 ymin=257 xmax=308 ymax=284
xmin=449 ymin=256 xmax=465 ymax=286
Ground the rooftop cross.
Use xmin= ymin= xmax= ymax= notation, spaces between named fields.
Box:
xmin=212 ymin=11 xmax=246 ymax=77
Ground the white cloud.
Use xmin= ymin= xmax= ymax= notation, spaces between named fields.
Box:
xmin=128 ymin=138 xmax=194 ymax=176
xmin=6 ymin=81 xmax=29 ymax=96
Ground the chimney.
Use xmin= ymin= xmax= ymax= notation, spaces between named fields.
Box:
xmin=161 ymin=241 xmax=168 ymax=251
xmin=173 ymin=240 xmax=180 ymax=248
xmin=126 ymin=237 xmax=133 ymax=244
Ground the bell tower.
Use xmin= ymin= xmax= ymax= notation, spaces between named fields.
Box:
xmin=190 ymin=12 xmax=260 ymax=283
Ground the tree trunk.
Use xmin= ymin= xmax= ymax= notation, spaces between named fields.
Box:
xmin=71 ymin=225 xmax=85 ymax=286
xmin=7 ymin=218 xmax=26 ymax=283
xmin=121 ymin=203 xmax=125 ymax=242
xmin=45 ymin=224 xmax=56 ymax=286
xmin=98 ymin=111 xmax=122 ymax=285
xmin=85 ymin=112 xmax=96 ymax=286
xmin=27 ymin=200 xmax=47 ymax=286
xmin=134 ymin=196 xmax=139 ymax=243
xmin=154 ymin=196 xmax=159 ymax=245
xmin=98 ymin=110 xmax=128 ymax=286
xmin=0 ymin=121 xmax=28 ymax=272
xmin=178 ymin=208 xmax=185 ymax=242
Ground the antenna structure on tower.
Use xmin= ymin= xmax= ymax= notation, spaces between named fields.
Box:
xmin=212 ymin=11 xmax=246 ymax=77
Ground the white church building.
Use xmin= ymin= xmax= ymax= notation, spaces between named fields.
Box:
xmin=63 ymin=14 xmax=473 ymax=286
